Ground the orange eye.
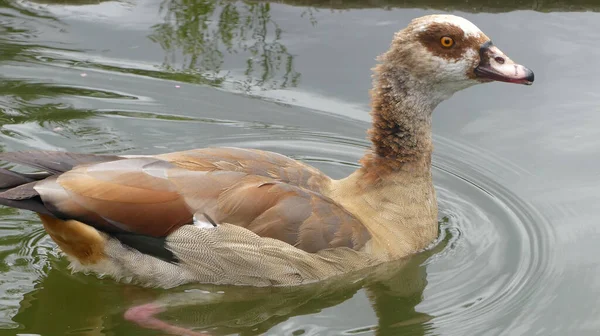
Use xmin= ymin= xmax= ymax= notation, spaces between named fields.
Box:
xmin=440 ymin=36 xmax=454 ymax=48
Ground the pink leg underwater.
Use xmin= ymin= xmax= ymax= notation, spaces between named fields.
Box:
xmin=124 ymin=303 xmax=212 ymax=336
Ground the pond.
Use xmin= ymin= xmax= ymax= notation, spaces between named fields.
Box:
xmin=0 ymin=0 xmax=599 ymax=335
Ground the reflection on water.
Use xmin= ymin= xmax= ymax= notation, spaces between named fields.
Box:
xmin=24 ymin=0 xmax=600 ymax=11
xmin=260 ymin=0 xmax=600 ymax=12
xmin=11 ymin=237 xmax=442 ymax=335
xmin=151 ymin=0 xmax=303 ymax=91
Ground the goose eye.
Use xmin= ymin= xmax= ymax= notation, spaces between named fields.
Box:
xmin=440 ymin=36 xmax=454 ymax=48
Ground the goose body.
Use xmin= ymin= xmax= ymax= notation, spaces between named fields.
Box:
xmin=0 ymin=15 xmax=533 ymax=288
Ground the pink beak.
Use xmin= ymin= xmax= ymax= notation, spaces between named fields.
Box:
xmin=474 ymin=41 xmax=534 ymax=85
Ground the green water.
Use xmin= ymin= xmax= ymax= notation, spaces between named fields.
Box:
xmin=0 ymin=0 xmax=598 ymax=335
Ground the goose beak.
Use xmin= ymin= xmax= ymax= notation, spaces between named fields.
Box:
xmin=474 ymin=41 xmax=534 ymax=85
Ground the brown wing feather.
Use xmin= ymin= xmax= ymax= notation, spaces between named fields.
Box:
xmin=31 ymin=152 xmax=369 ymax=253
xmin=203 ymin=176 xmax=370 ymax=252
xmin=35 ymin=158 xmax=194 ymax=237
xmin=157 ymin=147 xmax=331 ymax=192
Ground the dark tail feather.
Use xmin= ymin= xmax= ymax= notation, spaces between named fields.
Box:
xmin=0 ymin=179 xmax=52 ymax=215
xmin=0 ymin=151 xmax=94 ymax=215
xmin=0 ymin=167 xmax=34 ymax=189
xmin=0 ymin=150 xmax=122 ymax=217
xmin=0 ymin=151 xmax=122 ymax=174
xmin=0 ymin=197 xmax=53 ymax=216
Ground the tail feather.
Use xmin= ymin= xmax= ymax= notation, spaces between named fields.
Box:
xmin=0 ymin=168 xmax=50 ymax=215
xmin=21 ymin=171 xmax=53 ymax=180
xmin=0 ymin=150 xmax=121 ymax=215
xmin=0 ymin=181 xmax=39 ymax=200
xmin=0 ymin=151 xmax=122 ymax=174
xmin=0 ymin=197 xmax=53 ymax=216
xmin=0 ymin=167 xmax=34 ymax=189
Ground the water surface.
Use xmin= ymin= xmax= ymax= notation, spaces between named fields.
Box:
xmin=0 ymin=0 xmax=599 ymax=335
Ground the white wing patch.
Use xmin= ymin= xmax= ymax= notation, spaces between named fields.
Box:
xmin=193 ymin=213 xmax=217 ymax=229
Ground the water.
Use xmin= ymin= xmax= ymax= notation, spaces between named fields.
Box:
xmin=0 ymin=0 xmax=598 ymax=335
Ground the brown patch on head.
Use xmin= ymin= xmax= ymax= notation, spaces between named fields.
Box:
xmin=416 ymin=22 xmax=488 ymax=66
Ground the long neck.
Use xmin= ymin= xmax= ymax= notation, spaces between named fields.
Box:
xmin=327 ymin=63 xmax=441 ymax=259
xmin=360 ymin=63 xmax=440 ymax=177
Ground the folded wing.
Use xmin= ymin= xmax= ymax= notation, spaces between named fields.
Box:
xmin=1 ymin=151 xmax=369 ymax=253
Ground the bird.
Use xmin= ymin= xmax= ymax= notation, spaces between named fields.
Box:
xmin=0 ymin=14 xmax=534 ymax=291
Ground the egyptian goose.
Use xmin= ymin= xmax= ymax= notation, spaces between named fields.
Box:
xmin=0 ymin=15 xmax=533 ymax=289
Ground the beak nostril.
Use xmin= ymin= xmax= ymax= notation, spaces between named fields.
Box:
xmin=494 ymin=56 xmax=505 ymax=64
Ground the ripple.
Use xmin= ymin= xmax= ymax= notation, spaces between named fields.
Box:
xmin=0 ymin=210 xmax=50 ymax=328
xmin=0 ymin=80 xmax=141 ymax=101
xmin=416 ymin=136 xmax=555 ymax=335
xmin=98 ymin=109 xmax=295 ymax=130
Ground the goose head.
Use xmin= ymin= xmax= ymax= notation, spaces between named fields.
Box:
xmin=379 ymin=14 xmax=534 ymax=103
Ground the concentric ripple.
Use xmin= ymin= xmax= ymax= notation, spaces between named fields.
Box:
xmin=410 ymin=136 xmax=556 ymax=336
xmin=246 ymin=133 xmax=556 ymax=336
